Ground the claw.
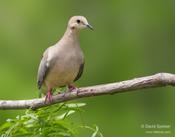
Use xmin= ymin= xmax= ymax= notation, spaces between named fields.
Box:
xmin=68 ymin=84 xmax=78 ymax=92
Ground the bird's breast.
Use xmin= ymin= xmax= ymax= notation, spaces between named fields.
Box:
xmin=45 ymin=45 xmax=84 ymax=88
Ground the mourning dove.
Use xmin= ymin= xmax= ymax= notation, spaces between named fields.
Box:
xmin=37 ymin=16 xmax=93 ymax=102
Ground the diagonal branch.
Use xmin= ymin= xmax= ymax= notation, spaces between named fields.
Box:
xmin=0 ymin=72 xmax=175 ymax=110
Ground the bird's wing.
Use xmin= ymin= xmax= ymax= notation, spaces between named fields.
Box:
xmin=37 ymin=49 xmax=50 ymax=89
xmin=74 ymin=63 xmax=84 ymax=82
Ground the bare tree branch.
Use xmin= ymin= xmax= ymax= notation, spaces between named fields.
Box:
xmin=0 ymin=73 xmax=175 ymax=110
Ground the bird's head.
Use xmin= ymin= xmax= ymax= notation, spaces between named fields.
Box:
xmin=68 ymin=16 xmax=93 ymax=31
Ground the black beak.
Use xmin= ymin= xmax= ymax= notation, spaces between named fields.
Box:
xmin=86 ymin=24 xmax=93 ymax=30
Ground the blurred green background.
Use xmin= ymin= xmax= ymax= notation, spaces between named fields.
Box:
xmin=0 ymin=0 xmax=175 ymax=136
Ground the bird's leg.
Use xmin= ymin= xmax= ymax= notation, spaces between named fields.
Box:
xmin=68 ymin=84 xmax=78 ymax=92
xmin=45 ymin=88 xmax=53 ymax=103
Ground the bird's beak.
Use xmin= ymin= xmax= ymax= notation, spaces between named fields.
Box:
xmin=86 ymin=24 xmax=93 ymax=30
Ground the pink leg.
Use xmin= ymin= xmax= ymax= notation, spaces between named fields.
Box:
xmin=68 ymin=84 xmax=78 ymax=92
xmin=45 ymin=88 xmax=53 ymax=103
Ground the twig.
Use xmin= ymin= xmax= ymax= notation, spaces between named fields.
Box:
xmin=0 ymin=73 xmax=175 ymax=110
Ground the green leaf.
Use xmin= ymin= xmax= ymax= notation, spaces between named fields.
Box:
xmin=91 ymin=126 xmax=99 ymax=137
xmin=64 ymin=103 xmax=86 ymax=108
xmin=55 ymin=110 xmax=75 ymax=120
xmin=81 ymin=125 xmax=104 ymax=137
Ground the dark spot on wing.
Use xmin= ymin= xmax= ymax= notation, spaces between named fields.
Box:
xmin=74 ymin=63 xmax=84 ymax=82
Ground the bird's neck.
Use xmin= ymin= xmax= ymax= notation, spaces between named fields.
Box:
xmin=62 ymin=27 xmax=80 ymax=42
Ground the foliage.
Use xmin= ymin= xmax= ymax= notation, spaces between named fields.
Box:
xmin=0 ymin=103 xmax=103 ymax=137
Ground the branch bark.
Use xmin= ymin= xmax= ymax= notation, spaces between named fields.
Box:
xmin=0 ymin=73 xmax=175 ymax=110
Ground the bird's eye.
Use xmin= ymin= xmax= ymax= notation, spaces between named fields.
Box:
xmin=76 ymin=19 xmax=80 ymax=24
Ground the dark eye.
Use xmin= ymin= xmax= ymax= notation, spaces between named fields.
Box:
xmin=76 ymin=19 xmax=80 ymax=24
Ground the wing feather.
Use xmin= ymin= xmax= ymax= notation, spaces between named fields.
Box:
xmin=37 ymin=50 xmax=49 ymax=89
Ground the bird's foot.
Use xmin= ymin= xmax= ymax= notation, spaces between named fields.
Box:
xmin=45 ymin=90 xmax=53 ymax=103
xmin=68 ymin=84 xmax=78 ymax=92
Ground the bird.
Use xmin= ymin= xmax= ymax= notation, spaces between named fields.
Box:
xmin=37 ymin=16 xmax=93 ymax=103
